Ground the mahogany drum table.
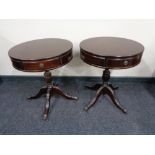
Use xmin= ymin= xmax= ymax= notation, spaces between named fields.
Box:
xmin=80 ymin=37 xmax=144 ymax=113
xmin=9 ymin=38 xmax=78 ymax=120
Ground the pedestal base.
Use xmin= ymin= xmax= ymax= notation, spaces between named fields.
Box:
xmin=28 ymin=71 xmax=78 ymax=120
xmin=84 ymin=69 xmax=127 ymax=113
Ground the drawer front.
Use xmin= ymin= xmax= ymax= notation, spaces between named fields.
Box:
xmin=80 ymin=52 xmax=106 ymax=67
xmin=12 ymin=59 xmax=61 ymax=71
xmin=106 ymin=55 xmax=142 ymax=68
xmin=80 ymin=51 xmax=142 ymax=69
xmin=11 ymin=51 xmax=73 ymax=72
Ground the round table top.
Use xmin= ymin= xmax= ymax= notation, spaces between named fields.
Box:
xmin=9 ymin=38 xmax=73 ymax=61
xmin=80 ymin=37 xmax=144 ymax=58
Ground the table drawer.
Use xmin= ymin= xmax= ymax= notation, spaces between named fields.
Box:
xmin=106 ymin=55 xmax=142 ymax=68
xmin=80 ymin=50 xmax=142 ymax=69
xmin=10 ymin=51 xmax=73 ymax=72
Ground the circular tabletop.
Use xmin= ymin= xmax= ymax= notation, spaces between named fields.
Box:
xmin=80 ymin=37 xmax=144 ymax=69
xmin=8 ymin=38 xmax=73 ymax=72
xmin=9 ymin=38 xmax=73 ymax=61
xmin=80 ymin=37 xmax=144 ymax=58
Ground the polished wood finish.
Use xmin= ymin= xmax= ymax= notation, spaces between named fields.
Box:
xmin=84 ymin=69 xmax=127 ymax=113
xmin=28 ymin=71 xmax=77 ymax=120
xmin=9 ymin=38 xmax=73 ymax=72
xmin=80 ymin=37 xmax=144 ymax=69
xmin=9 ymin=38 xmax=77 ymax=120
xmin=80 ymin=37 xmax=144 ymax=113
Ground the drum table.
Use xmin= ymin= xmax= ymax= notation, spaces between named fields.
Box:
xmin=9 ymin=38 xmax=78 ymax=120
xmin=80 ymin=37 xmax=144 ymax=113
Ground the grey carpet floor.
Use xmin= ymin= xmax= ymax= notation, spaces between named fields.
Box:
xmin=0 ymin=76 xmax=155 ymax=135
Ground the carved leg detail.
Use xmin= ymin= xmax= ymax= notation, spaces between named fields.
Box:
xmin=85 ymin=84 xmax=102 ymax=90
xmin=43 ymin=86 xmax=52 ymax=120
xmin=84 ymin=86 xmax=104 ymax=111
xmin=104 ymin=86 xmax=127 ymax=113
xmin=84 ymin=69 xmax=127 ymax=114
xmin=28 ymin=70 xmax=78 ymax=120
xmin=53 ymin=86 xmax=78 ymax=100
xmin=27 ymin=87 xmax=47 ymax=100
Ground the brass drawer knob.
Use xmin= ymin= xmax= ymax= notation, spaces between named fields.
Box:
xmin=123 ymin=60 xmax=129 ymax=66
xmin=39 ymin=63 xmax=44 ymax=69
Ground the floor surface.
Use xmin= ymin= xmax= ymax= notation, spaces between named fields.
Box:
xmin=0 ymin=76 xmax=155 ymax=135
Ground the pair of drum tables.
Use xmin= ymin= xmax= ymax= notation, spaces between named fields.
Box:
xmin=8 ymin=37 xmax=144 ymax=120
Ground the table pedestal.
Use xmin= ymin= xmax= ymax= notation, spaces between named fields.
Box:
xmin=84 ymin=69 xmax=127 ymax=113
xmin=28 ymin=70 xmax=78 ymax=120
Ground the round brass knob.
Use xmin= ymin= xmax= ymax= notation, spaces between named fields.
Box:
xmin=123 ymin=60 xmax=129 ymax=66
xmin=39 ymin=63 xmax=44 ymax=69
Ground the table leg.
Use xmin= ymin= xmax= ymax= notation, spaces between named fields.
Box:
xmin=84 ymin=69 xmax=127 ymax=114
xmin=43 ymin=85 xmax=52 ymax=120
xmin=109 ymin=84 xmax=119 ymax=90
xmin=84 ymin=86 xmax=104 ymax=111
xmin=85 ymin=84 xmax=102 ymax=90
xmin=53 ymin=86 xmax=78 ymax=100
xmin=28 ymin=70 xmax=78 ymax=120
xmin=27 ymin=86 xmax=47 ymax=99
xmin=103 ymin=85 xmax=127 ymax=113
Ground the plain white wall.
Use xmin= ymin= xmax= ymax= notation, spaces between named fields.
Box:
xmin=0 ymin=20 xmax=155 ymax=77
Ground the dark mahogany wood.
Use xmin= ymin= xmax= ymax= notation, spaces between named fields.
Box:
xmin=28 ymin=71 xmax=77 ymax=120
xmin=9 ymin=38 xmax=73 ymax=72
xmin=80 ymin=37 xmax=144 ymax=113
xmin=80 ymin=37 xmax=144 ymax=69
xmin=9 ymin=38 xmax=78 ymax=120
